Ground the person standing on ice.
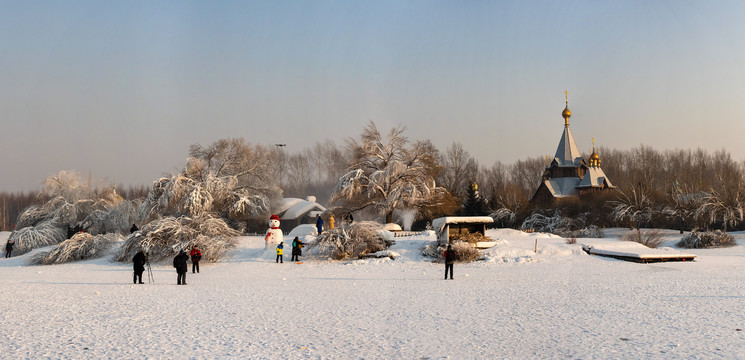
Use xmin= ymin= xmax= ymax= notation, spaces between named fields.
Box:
xmin=132 ymin=250 xmax=147 ymax=284
xmin=4 ymin=239 xmax=14 ymax=258
xmin=173 ymin=250 xmax=189 ymax=285
xmin=276 ymin=241 xmax=284 ymax=263
xmin=443 ymin=244 xmax=456 ymax=280
xmin=264 ymin=215 xmax=283 ymax=249
xmin=291 ymin=236 xmax=304 ymax=262
xmin=316 ymin=215 xmax=324 ymax=234
xmin=190 ymin=245 xmax=202 ymax=273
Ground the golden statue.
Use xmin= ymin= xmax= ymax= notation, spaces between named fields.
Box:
xmin=329 ymin=214 xmax=335 ymax=230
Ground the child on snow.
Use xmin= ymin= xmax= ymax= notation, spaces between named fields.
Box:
xmin=276 ymin=242 xmax=284 ymax=263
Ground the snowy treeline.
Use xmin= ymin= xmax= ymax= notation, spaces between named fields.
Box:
xmin=8 ymin=123 xmax=745 ymax=240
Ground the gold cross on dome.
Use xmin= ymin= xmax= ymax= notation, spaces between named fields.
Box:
xmin=564 ymin=90 xmax=568 ymax=102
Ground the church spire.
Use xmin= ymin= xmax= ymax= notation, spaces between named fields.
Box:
xmin=562 ymin=90 xmax=571 ymax=126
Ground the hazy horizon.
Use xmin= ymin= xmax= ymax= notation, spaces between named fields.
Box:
xmin=3 ymin=1 xmax=745 ymax=192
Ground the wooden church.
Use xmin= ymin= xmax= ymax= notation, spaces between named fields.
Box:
xmin=530 ymin=94 xmax=616 ymax=206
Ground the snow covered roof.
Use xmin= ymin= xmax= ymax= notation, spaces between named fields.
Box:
xmin=553 ymin=125 xmax=584 ymax=167
xmin=577 ymin=167 xmax=615 ymax=189
xmin=432 ymin=216 xmax=493 ymax=234
xmin=276 ymin=197 xmax=327 ymax=220
xmin=542 ymin=177 xmax=581 ymax=198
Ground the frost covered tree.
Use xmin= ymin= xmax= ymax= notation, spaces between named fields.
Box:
xmin=139 ymin=138 xmax=280 ymax=224
xmin=662 ymin=183 xmax=701 ymax=234
xmin=695 ymin=187 xmax=744 ymax=233
xmin=8 ymin=171 xmax=138 ymax=256
xmin=330 ymin=121 xmax=445 ymax=223
xmin=125 ymin=138 xmax=281 ymax=262
xmin=609 ymin=187 xmax=656 ymax=237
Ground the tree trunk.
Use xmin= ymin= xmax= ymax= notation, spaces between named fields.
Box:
xmin=385 ymin=211 xmax=393 ymax=224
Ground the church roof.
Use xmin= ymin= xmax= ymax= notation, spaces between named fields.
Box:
xmin=553 ymin=125 xmax=584 ymax=167
xmin=541 ymin=177 xmax=582 ymax=198
xmin=577 ymin=166 xmax=615 ymax=189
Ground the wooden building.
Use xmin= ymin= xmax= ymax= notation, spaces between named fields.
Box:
xmin=530 ymin=94 xmax=616 ymax=206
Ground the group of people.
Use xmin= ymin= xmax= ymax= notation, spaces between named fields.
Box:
xmin=276 ymin=236 xmax=304 ymax=263
xmin=131 ymin=245 xmax=202 ymax=285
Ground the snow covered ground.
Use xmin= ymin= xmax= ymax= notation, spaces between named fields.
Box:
xmin=2 ymin=228 xmax=745 ymax=359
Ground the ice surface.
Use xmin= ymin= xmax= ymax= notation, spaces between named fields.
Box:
xmin=1 ymin=229 xmax=745 ymax=359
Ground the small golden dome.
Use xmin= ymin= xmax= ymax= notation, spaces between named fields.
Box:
xmin=562 ymin=105 xmax=571 ymax=118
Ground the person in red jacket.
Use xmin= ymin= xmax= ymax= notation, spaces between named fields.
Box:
xmin=190 ymin=245 xmax=202 ymax=274
xmin=443 ymin=244 xmax=456 ymax=280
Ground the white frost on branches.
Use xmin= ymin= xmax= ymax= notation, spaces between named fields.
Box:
xmin=609 ymin=187 xmax=656 ymax=229
xmin=306 ymin=221 xmax=392 ymax=260
xmin=331 ymin=121 xmax=443 ymax=222
xmin=694 ymin=187 xmax=744 ymax=233
xmin=7 ymin=223 xmax=66 ymax=255
xmin=8 ymin=171 xmax=135 ymax=256
xmin=31 ymin=232 xmax=122 ymax=265
xmin=116 ymin=214 xmax=239 ymax=263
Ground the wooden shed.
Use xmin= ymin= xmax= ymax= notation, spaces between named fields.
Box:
xmin=432 ymin=216 xmax=495 ymax=248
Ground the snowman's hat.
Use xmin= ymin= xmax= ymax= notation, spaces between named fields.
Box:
xmin=270 ymin=214 xmax=280 ymax=221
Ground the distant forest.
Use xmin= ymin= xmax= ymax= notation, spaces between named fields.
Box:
xmin=1 ymin=138 xmax=743 ymax=232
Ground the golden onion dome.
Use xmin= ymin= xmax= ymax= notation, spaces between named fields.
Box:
xmin=562 ymin=105 xmax=571 ymax=118
xmin=590 ymin=151 xmax=599 ymax=162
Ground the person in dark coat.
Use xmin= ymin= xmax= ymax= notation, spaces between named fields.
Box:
xmin=316 ymin=215 xmax=324 ymax=234
xmin=443 ymin=244 xmax=456 ymax=280
xmin=173 ymin=250 xmax=189 ymax=285
xmin=132 ymin=250 xmax=147 ymax=284
xmin=189 ymin=245 xmax=202 ymax=273
xmin=130 ymin=224 xmax=139 ymax=234
xmin=4 ymin=240 xmax=14 ymax=258
xmin=291 ymin=236 xmax=304 ymax=262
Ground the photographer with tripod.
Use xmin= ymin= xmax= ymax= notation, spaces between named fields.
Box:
xmin=132 ymin=250 xmax=147 ymax=284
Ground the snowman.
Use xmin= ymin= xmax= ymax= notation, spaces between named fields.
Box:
xmin=264 ymin=214 xmax=283 ymax=248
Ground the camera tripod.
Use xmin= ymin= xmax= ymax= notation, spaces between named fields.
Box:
xmin=145 ymin=254 xmax=155 ymax=283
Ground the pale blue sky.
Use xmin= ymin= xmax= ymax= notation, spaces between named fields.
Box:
xmin=2 ymin=1 xmax=745 ymax=191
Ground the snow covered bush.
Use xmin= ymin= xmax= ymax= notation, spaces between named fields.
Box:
xmin=7 ymin=223 xmax=66 ymax=255
xmin=620 ymin=229 xmax=665 ymax=248
xmin=31 ymin=233 xmax=122 ymax=265
xmin=519 ymin=211 xmax=602 ymax=238
xmin=677 ymin=230 xmax=735 ymax=249
xmin=115 ymin=214 xmax=239 ymax=263
xmin=7 ymin=171 xmax=137 ymax=256
xmin=306 ymin=221 xmax=393 ymax=260
xmin=564 ymin=225 xmax=604 ymax=239
xmin=422 ymin=241 xmax=481 ymax=262
xmin=521 ymin=211 xmax=572 ymax=234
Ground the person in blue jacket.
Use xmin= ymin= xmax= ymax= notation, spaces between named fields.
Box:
xmin=316 ymin=215 xmax=324 ymax=234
